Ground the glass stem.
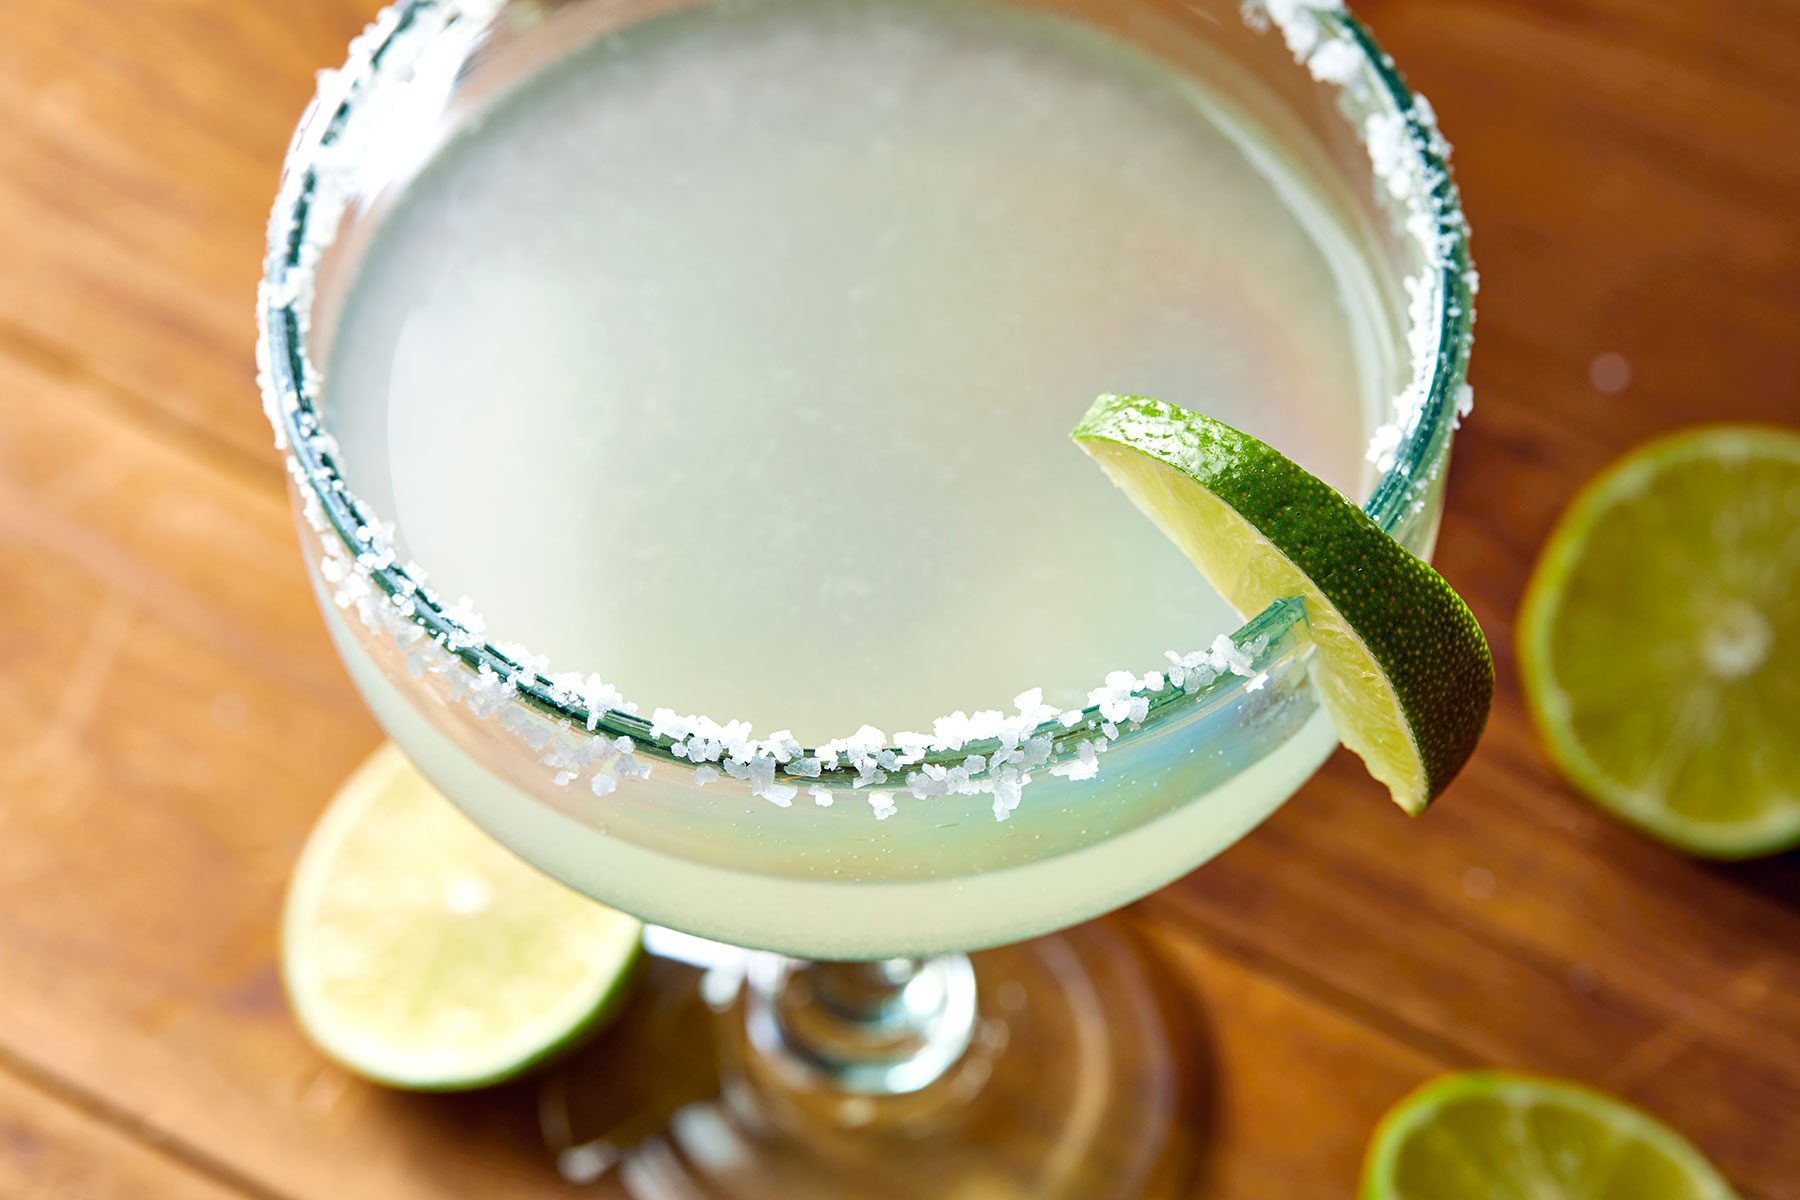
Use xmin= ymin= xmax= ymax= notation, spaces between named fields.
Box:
xmin=744 ymin=954 xmax=978 ymax=1097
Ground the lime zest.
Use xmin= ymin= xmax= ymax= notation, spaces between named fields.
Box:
xmin=1072 ymin=394 xmax=1492 ymax=813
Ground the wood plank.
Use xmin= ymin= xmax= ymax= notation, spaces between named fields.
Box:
xmin=1126 ymin=910 xmax=1446 ymax=1199
xmin=0 ymin=1 xmax=375 ymax=467
xmin=1146 ymin=4 xmax=1800 ymax=1190
xmin=0 ymin=1066 xmax=246 ymax=1200
xmin=1165 ymin=756 xmax=1800 ymax=1196
xmin=0 ymin=0 xmax=1795 ymax=1195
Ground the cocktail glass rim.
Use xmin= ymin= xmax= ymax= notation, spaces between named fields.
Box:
xmin=256 ymin=0 xmax=1474 ymax=796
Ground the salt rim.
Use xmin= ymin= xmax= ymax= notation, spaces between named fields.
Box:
xmin=255 ymin=0 xmax=1474 ymax=821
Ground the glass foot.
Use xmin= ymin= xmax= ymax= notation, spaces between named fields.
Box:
xmin=540 ymin=917 xmax=1207 ymax=1198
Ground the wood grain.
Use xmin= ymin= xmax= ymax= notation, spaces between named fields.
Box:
xmin=0 ymin=0 xmax=1794 ymax=1197
xmin=0 ymin=1067 xmax=242 ymax=1200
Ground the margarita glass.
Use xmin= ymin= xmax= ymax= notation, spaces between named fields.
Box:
xmin=257 ymin=0 xmax=1472 ymax=1193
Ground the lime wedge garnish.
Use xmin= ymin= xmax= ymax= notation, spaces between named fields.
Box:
xmin=1363 ymin=1072 xmax=1739 ymax=1199
xmin=1520 ymin=425 xmax=1800 ymax=858
xmin=1072 ymin=395 xmax=1492 ymax=813
xmin=282 ymin=744 xmax=641 ymax=1090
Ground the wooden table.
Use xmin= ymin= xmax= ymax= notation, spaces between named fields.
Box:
xmin=0 ymin=1 xmax=1794 ymax=1195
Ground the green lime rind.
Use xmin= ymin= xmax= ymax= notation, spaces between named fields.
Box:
xmin=282 ymin=745 xmax=643 ymax=1092
xmin=1519 ymin=425 xmax=1800 ymax=860
xmin=1072 ymin=395 xmax=1491 ymax=814
xmin=1363 ymin=1071 xmax=1740 ymax=1200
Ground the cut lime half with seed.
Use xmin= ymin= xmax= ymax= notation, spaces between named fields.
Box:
xmin=1363 ymin=1072 xmax=1739 ymax=1199
xmin=1520 ymin=425 xmax=1800 ymax=859
xmin=1072 ymin=395 xmax=1492 ymax=813
xmin=282 ymin=744 xmax=642 ymax=1091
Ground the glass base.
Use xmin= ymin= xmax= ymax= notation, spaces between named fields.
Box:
xmin=540 ymin=918 xmax=1207 ymax=1198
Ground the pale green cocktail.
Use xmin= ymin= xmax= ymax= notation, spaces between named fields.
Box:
xmin=262 ymin=0 xmax=1471 ymax=1191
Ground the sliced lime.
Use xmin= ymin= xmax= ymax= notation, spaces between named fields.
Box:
xmin=282 ymin=744 xmax=641 ymax=1090
xmin=1363 ymin=1072 xmax=1739 ymax=1199
xmin=1520 ymin=425 xmax=1800 ymax=858
xmin=1072 ymin=395 xmax=1491 ymax=813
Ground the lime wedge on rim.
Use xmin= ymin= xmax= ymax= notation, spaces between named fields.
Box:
xmin=1520 ymin=425 xmax=1800 ymax=858
xmin=282 ymin=744 xmax=642 ymax=1091
xmin=1072 ymin=395 xmax=1492 ymax=813
xmin=1363 ymin=1072 xmax=1739 ymax=1199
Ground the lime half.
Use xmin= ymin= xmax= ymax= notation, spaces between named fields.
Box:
xmin=1073 ymin=395 xmax=1492 ymax=813
xmin=1364 ymin=1072 xmax=1739 ymax=1199
xmin=282 ymin=744 xmax=642 ymax=1090
xmin=1520 ymin=425 xmax=1800 ymax=858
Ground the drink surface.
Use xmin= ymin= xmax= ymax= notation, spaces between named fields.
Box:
xmin=325 ymin=0 xmax=1389 ymax=745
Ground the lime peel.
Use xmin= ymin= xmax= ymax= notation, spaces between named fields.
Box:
xmin=1072 ymin=394 xmax=1491 ymax=813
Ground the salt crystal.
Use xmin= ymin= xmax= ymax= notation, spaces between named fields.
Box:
xmin=1366 ymin=422 xmax=1403 ymax=471
xmin=1052 ymin=737 xmax=1103 ymax=782
xmin=650 ymin=708 xmax=691 ymax=740
xmin=1210 ymin=633 xmax=1255 ymax=676
xmin=1053 ymin=758 xmax=1100 ymax=782
xmin=1307 ymin=38 xmax=1361 ymax=85
xmin=991 ymin=771 xmax=1024 ymax=822
xmin=1365 ymin=111 xmax=1412 ymax=201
